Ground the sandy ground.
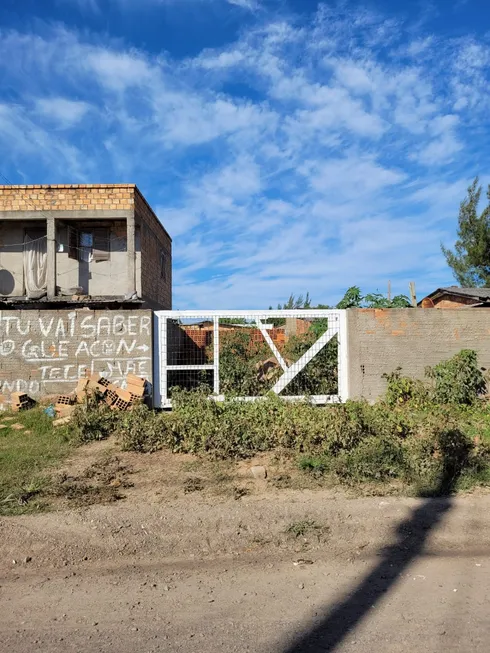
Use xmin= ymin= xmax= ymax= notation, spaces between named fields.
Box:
xmin=2 ymin=482 xmax=490 ymax=653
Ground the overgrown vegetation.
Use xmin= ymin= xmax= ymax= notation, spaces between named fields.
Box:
xmin=3 ymin=349 xmax=490 ymax=515
xmin=102 ymin=349 xmax=490 ymax=495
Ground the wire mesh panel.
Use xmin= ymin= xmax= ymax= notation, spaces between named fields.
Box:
xmin=154 ymin=310 xmax=347 ymax=408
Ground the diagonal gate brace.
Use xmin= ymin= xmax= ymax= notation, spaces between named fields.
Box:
xmin=271 ymin=329 xmax=337 ymax=395
xmin=255 ymin=318 xmax=288 ymax=372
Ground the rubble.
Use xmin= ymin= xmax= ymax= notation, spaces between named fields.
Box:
xmin=9 ymin=371 xmax=149 ymax=424
xmin=71 ymin=370 xmax=149 ymax=415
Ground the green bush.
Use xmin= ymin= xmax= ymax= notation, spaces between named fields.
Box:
xmin=282 ymin=333 xmax=338 ymax=396
xmin=426 ymin=349 xmax=486 ymax=405
xmin=219 ymin=331 xmax=270 ymax=396
xmin=72 ymin=395 xmax=117 ymax=443
xmin=117 ymin=405 xmax=175 ymax=453
xmin=383 ymin=368 xmax=428 ymax=407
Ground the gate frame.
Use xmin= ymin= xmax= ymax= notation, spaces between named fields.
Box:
xmin=153 ymin=310 xmax=349 ymax=408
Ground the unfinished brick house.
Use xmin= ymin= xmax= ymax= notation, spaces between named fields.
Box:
xmin=0 ymin=184 xmax=171 ymax=309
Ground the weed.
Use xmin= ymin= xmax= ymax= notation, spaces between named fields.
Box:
xmin=331 ymin=435 xmax=405 ymax=483
xmin=233 ymin=486 xmax=250 ymax=500
xmin=298 ymin=455 xmax=328 ymax=476
xmin=286 ymin=519 xmax=321 ymax=538
xmin=183 ymin=477 xmax=204 ymax=493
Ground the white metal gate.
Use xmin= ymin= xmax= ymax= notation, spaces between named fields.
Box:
xmin=153 ymin=310 xmax=348 ymax=408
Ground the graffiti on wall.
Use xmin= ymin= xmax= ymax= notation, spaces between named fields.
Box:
xmin=0 ymin=311 xmax=152 ymax=395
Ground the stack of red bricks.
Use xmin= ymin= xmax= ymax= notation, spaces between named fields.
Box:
xmin=52 ymin=372 xmax=148 ymax=426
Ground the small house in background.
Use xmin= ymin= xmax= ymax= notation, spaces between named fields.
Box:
xmin=419 ymin=286 xmax=490 ymax=308
xmin=0 ymin=184 xmax=171 ymax=309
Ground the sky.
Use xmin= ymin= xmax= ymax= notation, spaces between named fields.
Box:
xmin=1 ymin=0 xmax=490 ymax=308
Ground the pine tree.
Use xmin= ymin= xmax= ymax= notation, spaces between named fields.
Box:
xmin=442 ymin=177 xmax=490 ymax=287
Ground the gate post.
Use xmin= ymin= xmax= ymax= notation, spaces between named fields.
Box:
xmin=338 ymin=310 xmax=350 ymax=402
xmin=161 ymin=316 xmax=168 ymax=407
xmin=213 ymin=317 xmax=220 ymax=396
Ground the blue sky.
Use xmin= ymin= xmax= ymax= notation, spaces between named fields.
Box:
xmin=1 ymin=0 xmax=490 ymax=308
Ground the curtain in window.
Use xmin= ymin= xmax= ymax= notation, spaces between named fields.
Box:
xmin=23 ymin=235 xmax=47 ymax=298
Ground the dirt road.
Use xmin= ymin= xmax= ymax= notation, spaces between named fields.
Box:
xmin=2 ymin=491 xmax=490 ymax=652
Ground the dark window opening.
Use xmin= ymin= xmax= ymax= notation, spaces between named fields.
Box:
xmin=68 ymin=226 xmax=110 ymax=262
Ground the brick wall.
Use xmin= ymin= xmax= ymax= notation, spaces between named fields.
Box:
xmin=347 ymin=308 xmax=490 ymax=402
xmin=135 ymin=189 xmax=172 ymax=309
xmin=0 ymin=309 xmax=153 ymax=408
xmin=0 ymin=184 xmax=135 ymax=212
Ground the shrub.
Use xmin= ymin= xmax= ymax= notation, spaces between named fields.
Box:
xmin=282 ymin=333 xmax=338 ymax=396
xmin=330 ymin=435 xmax=405 ymax=483
xmin=117 ymin=405 xmax=175 ymax=453
xmin=426 ymin=349 xmax=486 ymax=405
xmin=219 ymin=331 xmax=270 ymax=396
xmin=403 ymin=426 xmax=475 ymax=495
xmin=383 ymin=367 xmax=428 ymax=407
xmin=72 ymin=395 xmax=117 ymax=443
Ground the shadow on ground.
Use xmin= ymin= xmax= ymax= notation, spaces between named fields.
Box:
xmin=282 ymin=429 xmax=468 ymax=653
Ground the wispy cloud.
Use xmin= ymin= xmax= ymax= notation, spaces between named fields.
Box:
xmin=34 ymin=97 xmax=91 ymax=129
xmin=62 ymin=0 xmax=261 ymax=11
xmin=0 ymin=3 xmax=489 ymax=307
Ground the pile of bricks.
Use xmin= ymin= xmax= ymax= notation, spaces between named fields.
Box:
xmin=52 ymin=371 xmax=148 ymax=426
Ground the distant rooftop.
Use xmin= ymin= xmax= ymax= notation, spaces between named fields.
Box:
xmin=433 ymin=287 xmax=490 ymax=299
xmin=419 ymin=286 xmax=490 ymax=307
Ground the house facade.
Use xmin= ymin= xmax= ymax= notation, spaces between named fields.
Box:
xmin=0 ymin=184 xmax=171 ymax=309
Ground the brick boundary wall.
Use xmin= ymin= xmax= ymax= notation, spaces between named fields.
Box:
xmin=0 ymin=308 xmax=153 ymax=409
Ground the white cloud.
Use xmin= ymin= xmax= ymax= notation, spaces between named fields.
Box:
xmin=34 ymin=97 xmax=90 ymax=128
xmin=305 ymin=156 xmax=406 ymax=197
xmin=71 ymin=0 xmax=261 ymax=10
xmin=0 ymin=3 xmax=487 ymax=307
xmin=85 ymin=50 xmax=154 ymax=91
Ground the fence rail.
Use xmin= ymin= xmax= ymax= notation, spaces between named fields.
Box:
xmin=154 ymin=310 xmax=348 ymax=408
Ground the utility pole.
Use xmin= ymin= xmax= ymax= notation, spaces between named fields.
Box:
xmin=387 ymin=280 xmax=391 ymax=303
xmin=409 ymin=281 xmax=417 ymax=308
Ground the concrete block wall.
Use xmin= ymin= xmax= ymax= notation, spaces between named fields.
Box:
xmin=347 ymin=308 xmax=490 ymax=402
xmin=0 ymin=308 xmax=152 ymax=408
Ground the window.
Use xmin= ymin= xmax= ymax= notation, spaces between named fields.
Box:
xmin=92 ymin=228 xmax=110 ymax=262
xmin=160 ymin=249 xmax=166 ymax=280
xmin=68 ymin=226 xmax=110 ymax=262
